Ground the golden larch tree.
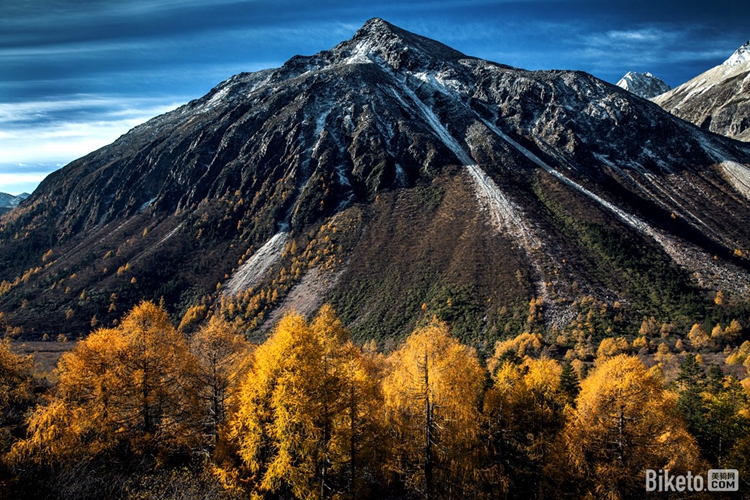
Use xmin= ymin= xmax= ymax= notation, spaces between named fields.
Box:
xmin=0 ymin=339 xmax=33 ymax=446
xmin=381 ymin=319 xmax=485 ymax=499
xmin=308 ymin=304 xmax=385 ymax=498
xmin=483 ymin=357 xmax=566 ymax=498
xmin=231 ymin=306 xmax=380 ymax=499
xmin=187 ymin=314 xmax=253 ymax=450
xmin=555 ymin=354 xmax=702 ymax=499
xmin=13 ymin=301 xmax=198 ymax=464
xmin=0 ymin=339 xmax=34 ymax=495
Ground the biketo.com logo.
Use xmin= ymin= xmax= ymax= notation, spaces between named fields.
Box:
xmin=646 ymin=469 xmax=739 ymax=492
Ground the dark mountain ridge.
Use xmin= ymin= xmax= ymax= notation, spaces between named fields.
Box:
xmin=3 ymin=19 xmax=750 ymax=341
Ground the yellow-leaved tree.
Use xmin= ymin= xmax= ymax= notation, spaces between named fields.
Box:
xmin=483 ymin=357 xmax=566 ymax=498
xmin=231 ymin=306 xmax=381 ymax=499
xmin=186 ymin=314 xmax=253 ymax=450
xmin=12 ymin=301 xmax=198 ymax=465
xmin=381 ymin=319 xmax=485 ymax=499
xmin=0 ymin=339 xmax=33 ymax=446
xmin=0 ymin=339 xmax=34 ymax=495
xmin=308 ymin=304 xmax=385 ymax=498
xmin=551 ymin=354 xmax=703 ymax=499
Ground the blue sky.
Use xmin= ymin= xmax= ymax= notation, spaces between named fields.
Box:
xmin=1 ymin=0 xmax=748 ymax=195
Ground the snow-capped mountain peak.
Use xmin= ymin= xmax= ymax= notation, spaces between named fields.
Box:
xmin=654 ymin=39 xmax=750 ymax=141
xmin=723 ymin=40 xmax=750 ymax=67
xmin=616 ymin=71 xmax=670 ymax=99
xmin=344 ymin=17 xmax=470 ymax=71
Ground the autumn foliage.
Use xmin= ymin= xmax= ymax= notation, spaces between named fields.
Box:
xmin=381 ymin=321 xmax=484 ymax=497
xmin=2 ymin=302 xmax=750 ymax=499
xmin=557 ymin=355 xmax=702 ymax=498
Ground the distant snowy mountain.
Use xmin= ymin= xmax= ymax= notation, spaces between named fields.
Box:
xmin=616 ymin=71 xmax=670 ymax=99
xmin=653 ymin=40 xmax=750 ymax=141
xmin=724 ymin=41 xmax=750 ymax=67
xmin=0 ymin=192 xmax=28 ymax=214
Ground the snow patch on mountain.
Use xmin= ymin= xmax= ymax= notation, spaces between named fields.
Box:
xmin=344 ymin=41 xmax=375 ymax=65
xmin=653 ymin=41 xmax=750 ymax=141
xmin=386 ymin=84 xmax=473 ymax=165
xmin=224 ymin=232 xmax=290 ymax=296
xmin=474 ymin=113 xmax=743 ymax=289
xmin=205 ymin=87 xmax=230 ymax=110
xmin=616 ymin=71 xmax=670 ymax=99
xmin=720 ymin=161 xmax=750 ymax=202
xmin=412 ymin=70 xmax=467 ymax=96
xmin=466 ymin=164 xmax=540 ymax=250
xmin=724 ymin=41 xmax=750 ymax=67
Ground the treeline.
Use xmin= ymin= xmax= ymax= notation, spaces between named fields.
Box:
xmin=1 ymin=301 xmax=749 ymax=499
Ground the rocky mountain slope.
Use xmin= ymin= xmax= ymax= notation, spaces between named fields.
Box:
xmin=2 ymin=19 xmax=750 ymax=342
xmin=654 ymin=41 xmax=750 ymax=141
xmin=0 ymin=192 xmax=28 ymax=215
xmin=616 ymin=71 xmax=670 ymax=99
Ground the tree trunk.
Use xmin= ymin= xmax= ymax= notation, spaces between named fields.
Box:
xmin=423 ymin=352 xmax=433 ymax=500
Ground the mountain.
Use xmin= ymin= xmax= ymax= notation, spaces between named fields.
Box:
xmin=0 ymin=192 xmax=29 ymax=215
xmin=653 ymin=41 xmax=750 ymax=141
xmin=724 ymin=40 xmax=750 ymax=67
xmin=616 ymin=71 xmax=670 ymax=99
xmin=2 ymin=18 xmax=750 ymax=342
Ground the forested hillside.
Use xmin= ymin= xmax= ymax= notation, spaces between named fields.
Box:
xmin=1 ymin=301 xmax=748 ymax=498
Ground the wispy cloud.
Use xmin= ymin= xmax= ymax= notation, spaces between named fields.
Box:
xmin=0 ymin=40 xmax=155 ymax=58
xmin=0 ymin=96 xmax=180 ymax=194
xmin=594 ymin=27 xmax=679 ymax=44
xmin=0 ymin=0 xmax=256 ymax=26
xmin=1 ymin=119 xmax=143 ymax=163
xmin=0 ymin=172 xmax=51 ymax=195
xmin=563 ymin=24 xmax=738 ymax=82
xmin=0 ymin=95 xmax=177 ymax=124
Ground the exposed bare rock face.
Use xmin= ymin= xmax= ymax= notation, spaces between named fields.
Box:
xmin=2 ymin=18 xmax=750 ymax=341
xmin=654 ymin=41 xmax=750 ymax=142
